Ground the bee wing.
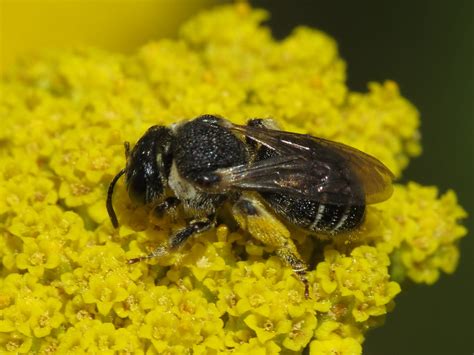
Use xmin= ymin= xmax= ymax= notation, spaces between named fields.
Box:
xmin=216 ymin=155 xmax=357 ymax=204
xmin=216 ymin=123 xmax=394 ymax=204
xmin=312 ymin=137 xmax=395 ymax=204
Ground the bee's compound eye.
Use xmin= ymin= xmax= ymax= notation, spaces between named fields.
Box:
xmin=126 ymin=170 xmax=149 ymax=204
xmin=125 ymin=126 xmax=173 ymax=205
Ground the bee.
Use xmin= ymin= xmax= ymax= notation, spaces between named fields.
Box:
xmin=107 ymin=115 xmax=394 ymax=297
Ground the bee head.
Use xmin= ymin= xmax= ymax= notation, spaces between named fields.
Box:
xmin=106 ymin=126 xmax=174 ymax=228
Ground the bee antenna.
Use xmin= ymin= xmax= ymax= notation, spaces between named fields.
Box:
xmin=106 ymin=169 xmax=126 ymax=228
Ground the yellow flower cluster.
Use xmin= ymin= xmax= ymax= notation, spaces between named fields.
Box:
xmin=0 ymin=3 xmax=467 ymax=354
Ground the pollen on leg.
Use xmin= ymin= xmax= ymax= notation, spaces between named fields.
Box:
xmin=233 ymin=194 xmax=310 ymax=297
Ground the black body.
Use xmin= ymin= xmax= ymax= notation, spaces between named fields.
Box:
xmin=106 ymin=115 xmax=394 ymax=297
xmin=169 ymin=116 xmax=248 ymax=214
xmin=173 ymin=115 xmax=248 ymax=185
xmin=107 ymin=114 xmax=393 ymax=234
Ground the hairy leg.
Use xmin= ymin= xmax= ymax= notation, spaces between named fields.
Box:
xmin=233 ymin=194 xmax=310 ymax=298
xmin=127 ymin=215 xmax=215 ymax=264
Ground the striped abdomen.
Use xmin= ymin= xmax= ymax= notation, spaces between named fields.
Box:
xmin=248 ymin=125 xmax=366 ymax=234
xmin=259 ymin=192 xmax=365 ymax=234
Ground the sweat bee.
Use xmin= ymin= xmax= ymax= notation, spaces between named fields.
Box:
xmin=107 ymin=115 xmax=394 ymax=297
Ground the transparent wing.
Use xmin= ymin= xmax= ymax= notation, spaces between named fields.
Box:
xmin=214 ymin=122 xmax=394 ymax=205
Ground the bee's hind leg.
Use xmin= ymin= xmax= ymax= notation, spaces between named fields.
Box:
xmin=275 ymin=247 xmax=309 ymax=298
xmin=233 ymin=194 xmax=310 ymax=298
xmin=127 ymin=215 xmax=215 ymax=264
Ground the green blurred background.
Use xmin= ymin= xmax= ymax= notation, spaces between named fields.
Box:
xmin=1 ymin=0 xmax=472 ymax=353
xmin=252 ymin=0 xmax=473 ymax=353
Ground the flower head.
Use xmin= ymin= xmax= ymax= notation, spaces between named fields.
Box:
xmin=0 ymin=3 xmax=467 ymax=353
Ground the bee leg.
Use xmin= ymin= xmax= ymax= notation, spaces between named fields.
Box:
xmin=168 ymin=215 xmax=215 ymax=249
xmin=275 ymin=247 xmax=310 ymax=299
xmin=247 ymin=118 xmax=281 ymax=130
xmin=127 ymin=215 xmax=215 ymax=264
xmin=233 ymin=195 xmax=310 ymax=298
xmin=152 ymin=196 xmax=181 ymax=218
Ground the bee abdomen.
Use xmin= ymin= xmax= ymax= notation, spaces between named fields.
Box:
xmin=309 ymin=203 xmax=365 ymax=233
xmin=260 ymin=192 xmax=365 ymax=234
